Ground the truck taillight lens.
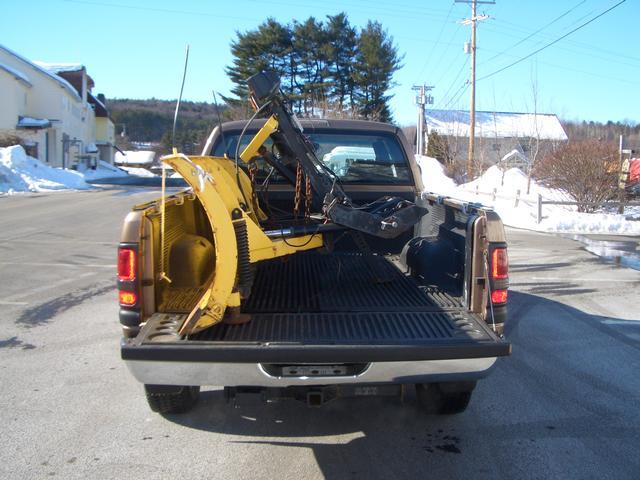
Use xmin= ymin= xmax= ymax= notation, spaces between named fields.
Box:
xmin=119 ymin=290 xmax=137 ymax=306
xmin=118 ymin=247 xmax=136 ymax=282
xmin=491 ymin=289 xmax=508 ymax=304
xmin=492 ymin=248 xmax=508 ymax=279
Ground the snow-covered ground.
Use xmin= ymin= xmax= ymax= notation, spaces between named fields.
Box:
xmin=1 ymin=145 xmax=89 ymax=193
xmin=416 ymin=155 xmax=640 ymax=235
xmin=118 ymin=166 xmax=157 ymax=177
xmin=0 ymin=145 xmax=157 ymax=194
xmin=115 ymin=150 xmax=155 ymax=165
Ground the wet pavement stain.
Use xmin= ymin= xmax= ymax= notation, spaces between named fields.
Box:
xmin=0 ymin=336 xmax=36 ymax=350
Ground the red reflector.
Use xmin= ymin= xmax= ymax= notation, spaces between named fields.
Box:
xmin=492 ymin=248 xmax=508 ymax=279
xmin=118 ymin=247 xmax=136 ymax=282
xmin=119 ymin=290 xmax=137 ymax=306
xmin=491 ymin=289 xmax=508 ymax=304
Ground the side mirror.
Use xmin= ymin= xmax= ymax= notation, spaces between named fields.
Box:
xmin=247 ymin=71 xmax=281 ymax=103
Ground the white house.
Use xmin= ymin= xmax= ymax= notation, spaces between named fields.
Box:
xmin=424 ymin=110 xmax=568 ymax=168
xmin=0 ymin=44 xmax=115 ymax=168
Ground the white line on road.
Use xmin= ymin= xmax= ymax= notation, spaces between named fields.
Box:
xmin=0 ymin=300 xmax=29 ymax=306
xmin=0 ymin=239 xmax=117 ymax=246
xmin=522 ymin=276 xmax=639 ymax=283
xmin=0 ymin=262 xmax=115 ymax=269
xmin=3 ymin=272 xmax=97 ymax=302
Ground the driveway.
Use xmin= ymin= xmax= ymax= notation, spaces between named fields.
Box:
xmin=0 ymin=188 xmax=638 ymax=479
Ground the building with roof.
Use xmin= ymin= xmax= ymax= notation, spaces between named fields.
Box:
xmin=424 ymin=110 xmax=568 ymax=170
xmin=0 ymin=44 xmax=115 ymax=168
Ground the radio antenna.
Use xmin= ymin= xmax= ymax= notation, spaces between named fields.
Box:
xmin=171 ymin=44 xmax=190 ymax=152
xmin=212 ymin=90 xmax=227 ymax=157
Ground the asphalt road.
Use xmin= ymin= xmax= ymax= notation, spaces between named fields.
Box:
xmin=0 ymin=187 xmax=639 ymax=479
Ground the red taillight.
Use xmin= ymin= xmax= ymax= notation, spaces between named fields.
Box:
xmin=118 ymin=247 xmax=136 ymax=282
xmin=119 ymin=290 xmax=137 ymax=306
xmin=492 ymin=248 xmax=508 ymax=279
xmin=491 ymin=289 xmax=508 ymax=304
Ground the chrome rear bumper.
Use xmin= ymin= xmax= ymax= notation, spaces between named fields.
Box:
xmin=124 ymin=357 xmax=497 ymax=387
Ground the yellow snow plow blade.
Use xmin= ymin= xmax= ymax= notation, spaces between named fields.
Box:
xmin=161 ymin=153 xmax=323 ymax=335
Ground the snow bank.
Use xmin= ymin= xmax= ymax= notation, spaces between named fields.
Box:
xmin=77 ymin=160 xmax=129 ymax=181
xmin=0 ymin=145 xmax=89 ymax=193
xmin=418 ymin=155 xmax=640 ymax=235
xmin=115 ymin=150 xmax=156 ymax=165
xmin=119 ymin=166 xmax=157 ymax=177
xmin=416 ymin=155 xmax=456 ymax=194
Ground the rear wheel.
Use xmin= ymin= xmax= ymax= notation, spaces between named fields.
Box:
xmin=415 ymin=381 xmax=476 ymax=415
xmin=144 ymin=385 xmax=200 ymax=414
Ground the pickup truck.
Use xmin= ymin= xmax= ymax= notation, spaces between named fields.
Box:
xmin=119 ymin=74 xmax=510 ymax=415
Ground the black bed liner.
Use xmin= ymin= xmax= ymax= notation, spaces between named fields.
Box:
xmin=122 ymin=254 xmax=510 ymax=363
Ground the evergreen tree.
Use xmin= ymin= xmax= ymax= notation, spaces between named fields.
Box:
xmin=291 ymin=17 xmax=329 ymax=116
xmin=326 ymin=13 xmax=358 ymax=114
xmin=224 ymin=18 xmax=293 ymax=113
xmin=353 ymin=21 xmax=402 ymax=122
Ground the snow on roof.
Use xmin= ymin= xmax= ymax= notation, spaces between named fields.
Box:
xmin=115 ymin=150 xmax=156 ymax=165
xmin=0 ymin=44 xmax=81 ymax=101
xmin=16 ymin=116 xmax=51 ymax=129
xmin=33 ymin=61 xmax=84 ymax=74
xmin=0 ymin=61 xmax=31 ymax=86
xmin=426 ymin=110 xmax=568 ymax=141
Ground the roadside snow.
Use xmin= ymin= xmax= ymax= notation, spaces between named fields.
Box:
xmin=76 ymin=160 xmax=129 ymax=181
xmin=0 ymin=145 xmax=89 ymax=193
xmin=416 ymin=155 xmax=640 ymax=235
xmin=119 ymin=166 xmax=157 ymax=177
xmin=115 ymin=150 xmax=155 ymax=165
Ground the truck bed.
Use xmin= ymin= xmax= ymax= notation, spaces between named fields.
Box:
xmin=122 ymin=253 xmax=510 ymax=363
xmin=195 ymin=252 xmax=472 ymax=344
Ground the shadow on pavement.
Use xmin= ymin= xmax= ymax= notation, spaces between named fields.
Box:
xmin=156 ymin=290 xmax=640 ymax=478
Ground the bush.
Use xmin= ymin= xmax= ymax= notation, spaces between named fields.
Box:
xmin=534 ymin=140 xmax=619 ymax=212
xmin=0 ymin=132 xmax=22 ymax=148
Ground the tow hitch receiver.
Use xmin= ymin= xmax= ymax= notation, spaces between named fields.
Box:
xmin=225 ymin=384 xmax=404 ymax=407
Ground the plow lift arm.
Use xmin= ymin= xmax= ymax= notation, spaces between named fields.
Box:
xmin=244 ymin=71 xmax=427 ymax=239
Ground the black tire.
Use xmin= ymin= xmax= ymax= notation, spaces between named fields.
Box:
xmin=144 ymin=385 xmax=200 ymax=414
xmin=415 ymin=382 xmax=475 ymax=415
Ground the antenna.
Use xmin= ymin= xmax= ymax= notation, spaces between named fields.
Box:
xmin=212 ymin=90 xmax=227 ymax=157
xmin=171 ymin=44 xmax=190 ymax=152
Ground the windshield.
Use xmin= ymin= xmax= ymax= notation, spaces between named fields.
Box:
xmin=211 ymin=130 xmax=412 ymax=184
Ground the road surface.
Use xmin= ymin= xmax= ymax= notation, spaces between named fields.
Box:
xmin=0 ymin=187 xmax=638 ymax=479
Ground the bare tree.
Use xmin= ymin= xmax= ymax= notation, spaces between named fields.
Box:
xmin=527 ymin=70 xmax=541 ymax=194
xmin=534 ymin=140 xmax=618 ymax=212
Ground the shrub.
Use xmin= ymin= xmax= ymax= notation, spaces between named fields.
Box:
xmin=0 ymin=132 xmax=22 ymax=148
xmin=534 ymin=140 xmax=619 ymax=212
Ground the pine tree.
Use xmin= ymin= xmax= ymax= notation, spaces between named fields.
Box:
xmin=326 ymin=13 xmax=358 ymax=115
xmin=224 ymin=18 xmax=293 ymax=114
xmin=353 ymin=21 xmax=402 ymax=122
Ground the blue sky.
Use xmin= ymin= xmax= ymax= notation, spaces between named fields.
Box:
xmin=3 ymin=0 xmax=639 ymax=125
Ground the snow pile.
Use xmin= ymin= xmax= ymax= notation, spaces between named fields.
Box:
xmin=418 ymin=155 xmax=640 ymax=235
xmin=77 ymin=160 xmax=129 ymax=181
xmin=119 ymin=166 xmax=157 ymax=177
xmin=416 ymin=155 xmax=457 ymax=194
xmin=0 ymin=145 xmax=89 ymax=193
xmin=115 ymin=150 xmax=155 ymax=165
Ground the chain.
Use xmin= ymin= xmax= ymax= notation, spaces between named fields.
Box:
xmin=247 ymin=159 xmax=258 ymax=207
xmin=305 ymin=175 xmax=312 ymax=219
xmin=294 ymin=162 xmax=303 ymax=218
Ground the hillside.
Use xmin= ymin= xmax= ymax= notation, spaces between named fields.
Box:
xmin=108 ymin=98 xmax=225 ymax=152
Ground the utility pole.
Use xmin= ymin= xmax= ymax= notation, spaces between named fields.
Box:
xmin=412 ymin=84 xmax=434 ymax=156
xmin=457 ymin=0 xmax=493 ymax=178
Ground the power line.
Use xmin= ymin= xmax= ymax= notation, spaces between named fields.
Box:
xmin=477 ymin=0 xmax=627 ymax=82
xmin=435 ymin=56 xmax=469 ymax=109
xmin=415 ymin=1 xmax=456 ymax=82
xmin=483 ymin=0 xmax=586 ymax=65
